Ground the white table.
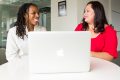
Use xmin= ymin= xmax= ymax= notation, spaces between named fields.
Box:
xmin=0 ymin=57 xmax=120 ymax=80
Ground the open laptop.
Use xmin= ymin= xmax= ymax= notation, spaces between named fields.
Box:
xmin=28 ymin=31 xmax=91 ymax=74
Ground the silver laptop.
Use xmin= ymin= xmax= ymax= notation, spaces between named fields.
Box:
xmin=28 ymin=31 xmax=90 ymax=74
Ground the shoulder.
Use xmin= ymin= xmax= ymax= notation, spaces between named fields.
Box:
xmin=7 ymin=26 xmax=17 ymax=37
xmin=104 ymin=25 xmax=116 ymax=33
xmin=8 ymin=26 xmax=16 ymax=33
xmin=102 ymin=25 xmax=117 ymax=38
xmin=75 ymin=23 xmax=83 ymax=31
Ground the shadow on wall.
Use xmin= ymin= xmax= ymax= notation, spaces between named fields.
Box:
xmin=0 ymin=48 xmax=8 ymax=65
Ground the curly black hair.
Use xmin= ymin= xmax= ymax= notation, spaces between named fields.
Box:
xmin=82 ymin=1 xmax=108 ymax=33
xmin=14 ymin=3 xmax=38 ymax=39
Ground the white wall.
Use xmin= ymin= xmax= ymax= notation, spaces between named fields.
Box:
xmin=111 ymin=0 xmax=120 ymax=13
xmin=51 ymin=0 xmax=110 ymax=31
xmin=111 ymin=0 xmax=120 ymax=51
xmin=51 ymin=0 xmax=78 ymax=31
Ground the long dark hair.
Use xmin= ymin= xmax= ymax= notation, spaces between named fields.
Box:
xmin=14 ymin=3 xmax=38 ymax=39
xmin=82 ymin=1 xmax=108 ymax=33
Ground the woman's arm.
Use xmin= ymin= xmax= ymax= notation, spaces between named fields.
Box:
xmin=91 ymin=51 xmax=113 ymax=61
xmin=6 ymin=28 xmax=19 ymax=61
xmin=92 ymin=26 xmax=118 ymax=61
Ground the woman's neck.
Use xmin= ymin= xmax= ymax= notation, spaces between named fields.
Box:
xmin=88 ymin=23 xmax=100 ymax=38
xmin=88 ymin=24 xmax=94 ymax=32
xmin=27 ymin=25 xmax=34 ymax=31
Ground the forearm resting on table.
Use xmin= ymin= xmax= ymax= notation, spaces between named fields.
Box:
xmin=91 ymin=51 xmax=113 ymax=61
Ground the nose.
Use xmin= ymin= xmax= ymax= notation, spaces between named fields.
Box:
xmin=36 ymin=13 xmax=39 ymax=18
xmin=84 ymin=11 xmax=87 ymax=15
xmin=84 ymin=12 xmax=87 ymax=17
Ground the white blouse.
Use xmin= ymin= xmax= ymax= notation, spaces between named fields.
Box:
xmin=6 ymin=26 xmax=46 ymax=61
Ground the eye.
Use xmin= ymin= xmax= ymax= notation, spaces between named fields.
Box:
xmin=30 ymin=12 xmax=39 ymax=15
xmin=31 ymin=12 xmax=36 ymax=14
xmin=86 ymin=10 xmax=90 ymax=12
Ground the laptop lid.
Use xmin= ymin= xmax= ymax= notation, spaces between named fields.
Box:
xmin=28 ymin=31 xmax=90 ymax=73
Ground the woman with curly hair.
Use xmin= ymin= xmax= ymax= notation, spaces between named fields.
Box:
xmin=6 ymin=3 xmax=43 ymax=61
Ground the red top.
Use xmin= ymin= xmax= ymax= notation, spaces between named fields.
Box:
xmin=75 ymin=23 xmax=118 ymax=58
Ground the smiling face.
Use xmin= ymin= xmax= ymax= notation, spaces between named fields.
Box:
xmin=25 ymin=5 xmax=39 ymax=28
xmin=83 ymin=4 xmax=95 ymax=24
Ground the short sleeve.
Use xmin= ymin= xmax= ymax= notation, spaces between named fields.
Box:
xmin=102 ymin=26 xmax=118 ymax=58
xmin=74 ymin=23 xmax=83 ymax=31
